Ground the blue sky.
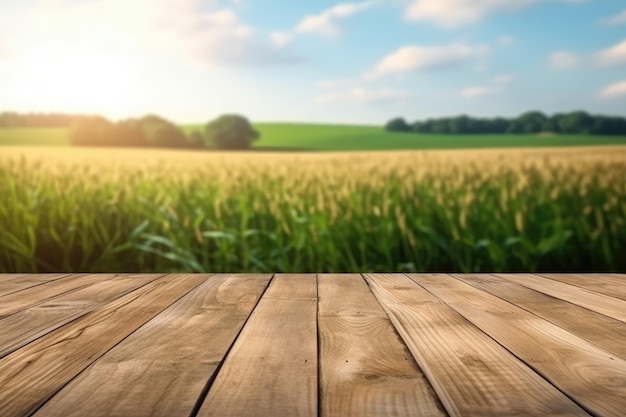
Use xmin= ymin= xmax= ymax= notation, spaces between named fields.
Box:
xmin=0 ymin=0 xmax=625 ymax=124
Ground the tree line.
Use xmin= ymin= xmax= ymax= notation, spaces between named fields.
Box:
xmin=385 ymin=111 xmax=626 ymax=135
xmin=0 ymin=111 xmax=260 ymax=149
xmin=69 ymin=114 xmax=259 ymax=150
xmin=0 ymin=112 xmax=77 ymax=127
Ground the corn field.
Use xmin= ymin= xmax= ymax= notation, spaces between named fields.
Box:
xmin=1 ymin=146 xmax=625 ymax=273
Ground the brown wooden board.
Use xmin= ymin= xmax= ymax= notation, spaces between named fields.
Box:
xmin=0 ymin=273 xmax=165 ymax=359
xmin=32 ymin=274 xmax=272 ymax=417
xmin=197 ymin=274 xmax=318 ymax=417
xmin=318 ymin=274 xmax=446 ymax=417
xmin=537 ymin=273 xmax=626 ymax=301
xmin=0 ymin=273 xmax=208 ymax=417
xmin=0 ymin=273 xmax=118 ymax=318
xmin=364 ymin=273 xmax=590 ymax=417
xmin=0 ymin=274 xmax=71 ymax=297
xmin=410 ymin=273 xmax=626 ymax=417
xmin=0 ymin=274 xmax=27 ymax=281
xmin=453 ymin=274 xmax=626 ymax=360
xmin=495 ymin=273 xmax=626 ymax=323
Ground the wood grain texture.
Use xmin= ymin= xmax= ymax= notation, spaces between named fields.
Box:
xmin=0 ymin=274 xmax=26 ymax=281
xmin=0 ymin=273 xmax=116 ymax=318
xmin=494 ymin=273 xmax=626 ymax=323
xmin=318 ymin=274 xmax=446 ymax=417
xmin=197 ymin=274 xmax=318 ymax=417
xmin=537 ymin=273 xmax=626 ymax=301
xmin=364 ymin=273 xmax=590 ymax=417
xmin=453 ymin=274 xmax=626 ymax=360
xmin=0 ymin=273 xmax=208 ymax=417
xmin=0 ymin=274 xmax=71 ymax=297
xmin=32 ymin=274 xmax=272 ymax=417
xmin=411 ymin=273 xmax=626 ymax=417
xmin=0 ymin=274 xmax=164 ymax=359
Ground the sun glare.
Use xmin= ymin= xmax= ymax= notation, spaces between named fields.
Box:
xmin=13 ymin=42 xmax=139 ymax=112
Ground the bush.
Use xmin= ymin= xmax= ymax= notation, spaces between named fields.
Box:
xmin=205 ymin=114 xmax=259 ymax=149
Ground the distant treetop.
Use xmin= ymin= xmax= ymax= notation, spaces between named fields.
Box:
xmin=0 ymin=112 xmax=78 ymax=128
xmin=205 ymin=114 xmax=260 ymax=149
xmin=386 ymin=111 xmax=626 ymax=135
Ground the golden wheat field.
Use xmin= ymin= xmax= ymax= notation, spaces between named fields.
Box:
xmin=1 ymin=145 xmax=625 ymax=273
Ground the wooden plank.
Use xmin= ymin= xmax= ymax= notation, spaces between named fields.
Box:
xmin=0 ymin=274 xmax=27 ymax=281
xmin=197 ymin=274 xmax=318 ymax=417
xmin=0 ymin=274 xmax=71 ymax=297
xmin=410 ymin=273 xmax=626 ymax=417
xmin=32 ymin=274 xmax=272 ymax=417
xmin=453 ymin=274 xmax=626 ymax=359
xmin=537 ymin=273 xmax=626 ymax=301
xmin=494 ymin=273 xmax=626 ymax=323
xmin=0 ymin=273 xmax=165 ymax=359
xmin=0 ymin=273 xmax=119 ymax=318
xmin=364 ymin=273 xmax=590 ymax=417
xmin=318 ymin=274 xmax=446 ymax=417
xmin=0 ymin=273 xmax=208 ymax=417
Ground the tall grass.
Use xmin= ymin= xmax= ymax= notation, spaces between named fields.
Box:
xmin=0 ymin=146 xmax=624 ymax=273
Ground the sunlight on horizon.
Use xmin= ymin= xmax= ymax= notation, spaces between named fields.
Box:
xmin=11 ymin=41 xmax=141 ymax=114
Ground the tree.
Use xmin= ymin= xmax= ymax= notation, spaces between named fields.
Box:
xmin=516 ymin=111 xmax=547 ymax=133
xmin=557 ymin=111 xmax=594 ymax=134
xmin=431 ymin=118 xmax=451 ymax=134
xmin=589 ymin=116 xmax=626 ymax=135
xmin=385 ymin=117 xmax=412 ymax=132
xmin=139 ymin=115 xmax=188 ymax=148
xmin=69 ymin=116 xmax=114 ymax=146
xmin=449 ymin=115 xmax=470 ymax=134
xmin=111 ymin=119 xmax=148 ymax=147
xmin=413 ymin=119 xmax=433 ymax=133
xmin=205 ymin=114 xmax=260 ymax=149
xmin=386 ymin=110 xmax=626 ymax=135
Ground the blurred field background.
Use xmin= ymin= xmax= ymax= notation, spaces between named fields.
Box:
xmin=1 ymin=145 xmax=624 ymax=273
xmin=3 ymin=123 xmax=626 ymax=151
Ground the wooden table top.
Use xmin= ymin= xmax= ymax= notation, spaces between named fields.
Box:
xmin=0 ymin=273 xmax=625 ymax=417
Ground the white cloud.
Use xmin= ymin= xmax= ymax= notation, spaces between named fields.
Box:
xmin=404 ymin=0 xmax=539 ymax=28
xmin=460 ymin=74 xmax=512 ymax=98
xmin=497 ymin=36 xmax=515 ymax=47
xmin=595 ymin=39 xmax=626 ymax=66
xmin=403 ymin=0 xmax=588 ymax=27
xmin=598 ymin=81 xmax=626 ymax=98
xmin=270 ymin=32 xmax=293 ymax=47
xmin=368 ymin=43 xmax=489 ymax=78
xmin=548 ymin=51 xmax=581 ymax=69
xmin=604 ymin=9 xmax=626 ymax=26
xmin=4 ymin=0 xmax=299 ymax=68
xmin=461 ymin=86 xmax=502 ymax=98
xmin=296 ymin=1 xmax=379 ymax=37
xmin=316 ymin=87 xmax=412 ymax=104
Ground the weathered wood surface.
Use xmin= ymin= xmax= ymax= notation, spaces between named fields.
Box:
xmin=33 ymin=274 xmax=272 ymax=417
xmin=198 ymin=274 xmax=318 ymax=417
xmin=411 ymin=273 xmax=626 ymax=417
xmin=318 ymin=274 xmax=446 ymax=417
xmin=494 ymin=273 xmax=626 ymax=323
xmin=365 ymin=273 xmax=590 ymax=417
xmin=0 ymin=273 xmax=624 ymax=417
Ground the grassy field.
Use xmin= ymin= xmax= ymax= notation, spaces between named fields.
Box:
xmin=2 ymin=123 xmax=626 ymax=151
xmin=1 ymin=146 xmax=624 ymax=273
xmin=253 ymin=124 xmax=626 ymax=151
xmin=0 ymin=128 xmax=68 ymax=146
